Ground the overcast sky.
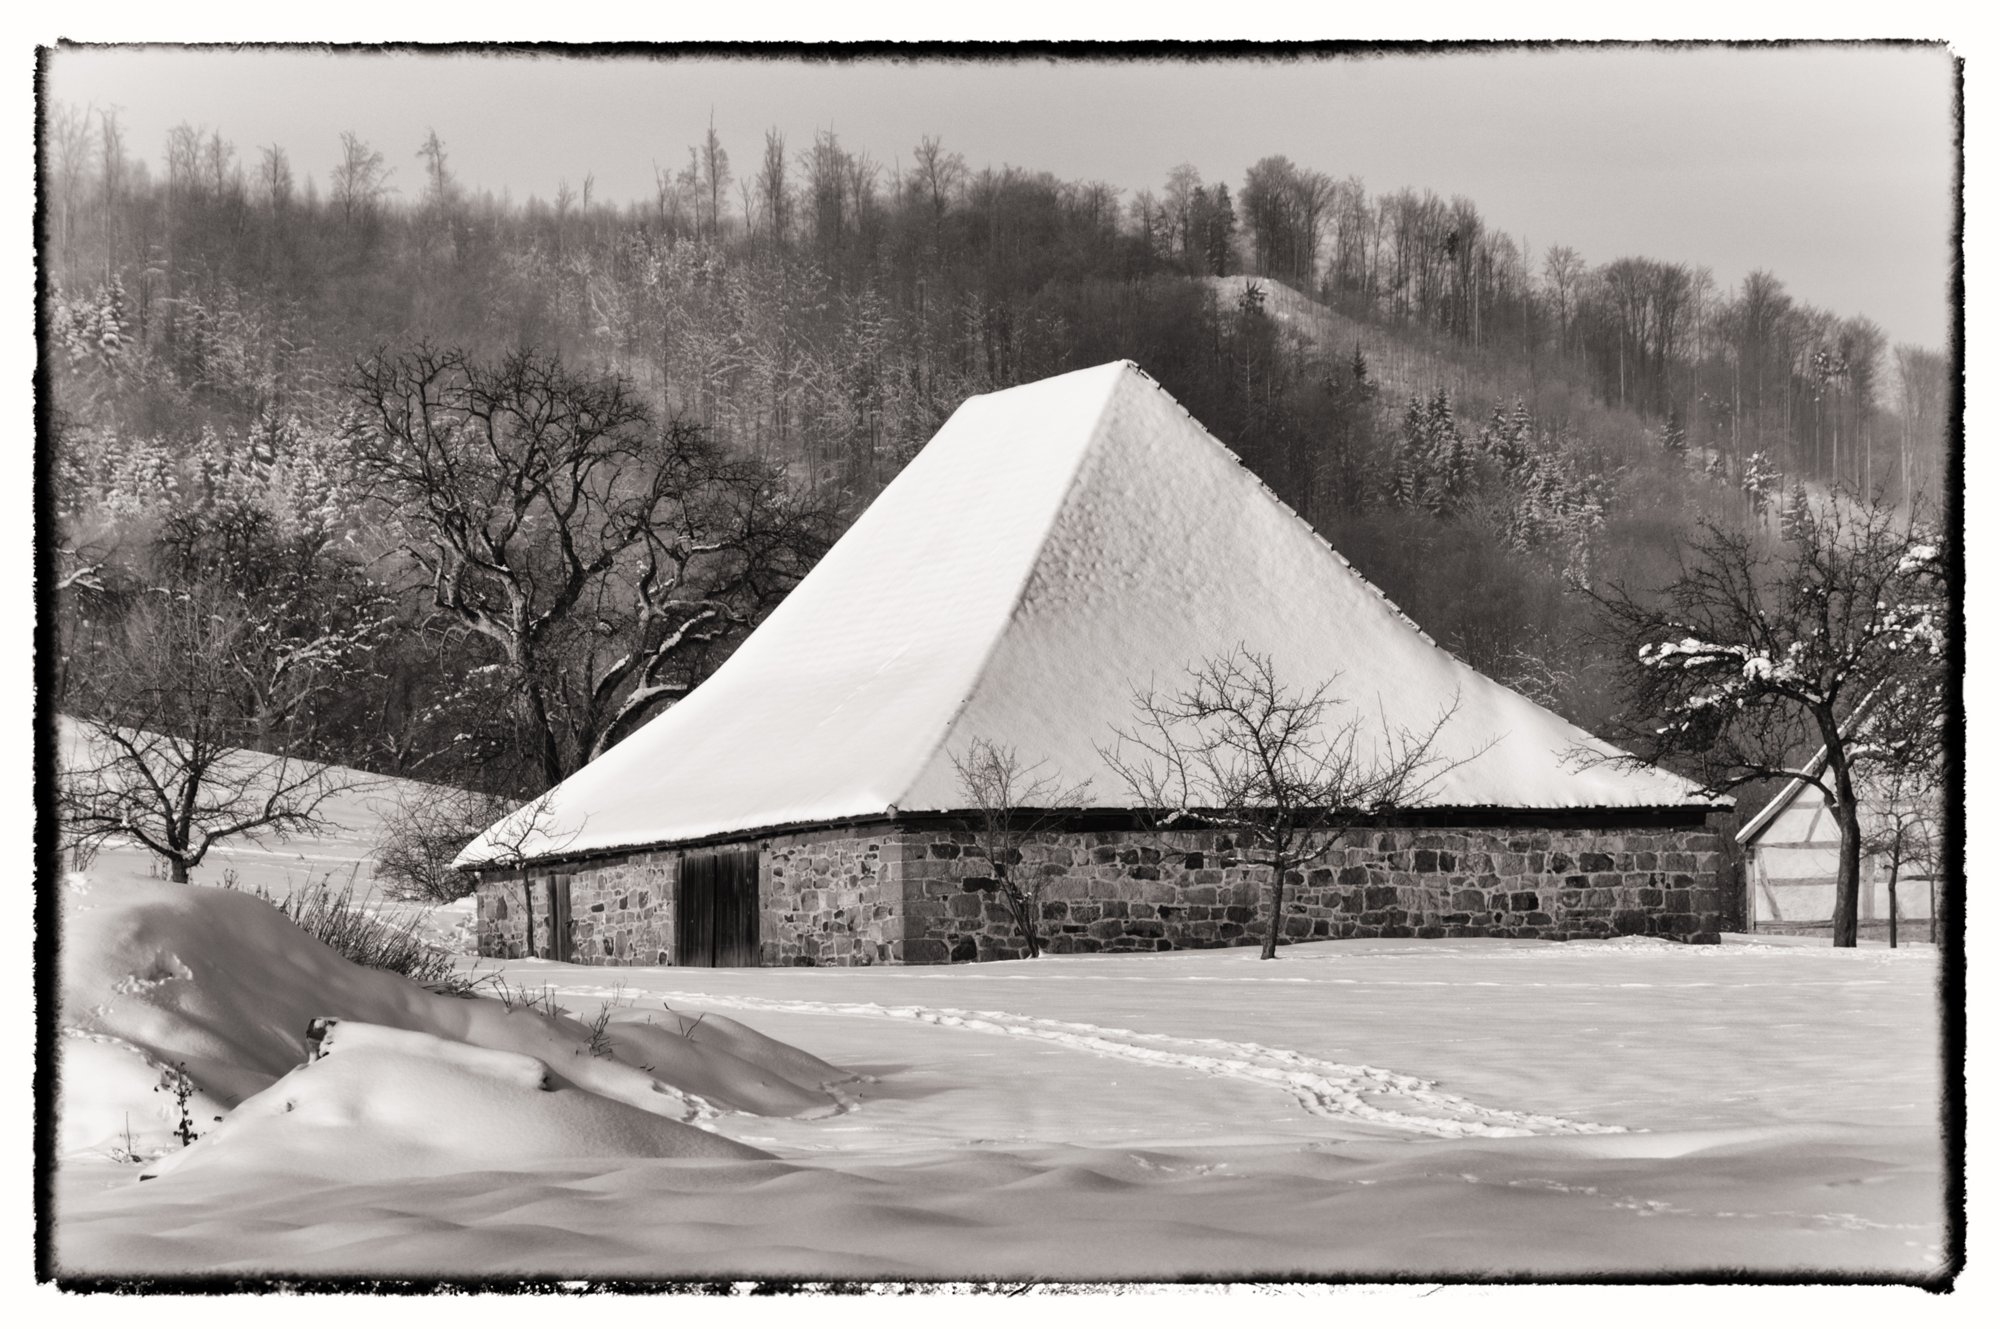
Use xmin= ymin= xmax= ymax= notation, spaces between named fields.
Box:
xmin=45 ymin=43 xmax=1956 ymax=349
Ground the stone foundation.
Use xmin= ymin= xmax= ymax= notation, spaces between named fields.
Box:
xmin=475 ymin=816 xmax=1727 ymax=965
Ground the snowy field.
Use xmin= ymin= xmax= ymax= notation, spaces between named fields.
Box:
xmin=53 ymin=862 xmax=1948 ymax=1283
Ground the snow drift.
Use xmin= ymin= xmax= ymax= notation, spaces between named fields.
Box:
xmin=140 ymin=1023 xmax=767 ymax=1184
xmin=58 ymin=925 xmax=1946 ymax=1280
xmin=58 ymin=871 xmax=855 ymax=1170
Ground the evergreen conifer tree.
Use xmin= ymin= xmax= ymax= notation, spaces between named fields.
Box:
xmin=1660 ymin=405 xmax=1688 ymax=455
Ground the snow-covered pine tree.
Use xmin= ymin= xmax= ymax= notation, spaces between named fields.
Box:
xmin=1742 ymin=451 xmax=1780 ymax=523
xmin=1388 ymin=394 xmax=1427 ymax=508
xmin=1477 ymin=403 xmax=1509 ymax=464
xmin=1659 ymin=405 xmax=1687 ymax=455
xmin=1780 ymin=479 xmax=1811 ymax=541
xmin=1420 ymin=390 xmax=1469 ymax=515
xmin=1348 ymin=344 xmax=1374 ymax=399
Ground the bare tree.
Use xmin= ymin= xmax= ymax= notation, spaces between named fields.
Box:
xmin=1589 ymin=492 xmax=1946 ymax=947
xmin=911 ymin=134 xmax=965 ymax=235
xmin=652 ymin=159 xmax=686 ymax=234
xmin=344 ymin=345 xmax=831 ymax=784
xmin=1893 ymin=344 xmax=1948 ymax=502
xmin=98 ymin=108 xmax=127 ymax=275
xmin=146 ymin=506 xmax=392 ymax=749
xmin=49 ymin=102 xmax=96 ymax=278
xmin=1234 ymin=159 xmax=1337 ymax=286
xmin=472 ymin=789 xmax=581 ymax=959
xmin=1101 ymin=647 xmax=1475 ymax=960
xmin=1542 ymin=244 xmax=1585 ymax=363
xmin=949 ymin=739 xmax=1091 ymax=959
xmin=373 ymin=782 xmax=515 ymax=905
xmin=330 ymin=131 xmax=390 ymax=226
xmin=699 ymin=113 xmax=730 ymax=238
xmin=203 ymin=129 xmax=237 ymax=202
xmin=756 ymin=128 xmax=790 ymax=248
xmin=415 ymin=128 xmax=456 ymax=261
xmin=58 ymin=585 xmax=363 ymax=882
xmin=257 ymin=143 xmax=294 ymax=215
xmin=1853 ymin=653 xmax=1947 ymax=948
xmin=553 ymin=177 xmax=576 ymax=251
xmin=1861 ymin=750 xmax=1942 ymax=949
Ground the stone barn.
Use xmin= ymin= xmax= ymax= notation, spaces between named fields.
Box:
xmin=457 ymin=361 xmax=1728 ymax=966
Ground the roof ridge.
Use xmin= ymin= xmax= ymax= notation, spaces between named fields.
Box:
xmin=1127 ymin=362 xmax=1438 ymax=648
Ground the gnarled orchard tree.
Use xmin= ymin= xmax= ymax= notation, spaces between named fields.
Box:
xmin=1101 ymin=646 xmax=1472 ymax=960
xmin=1591 ymin=493 xmax=1947 ymax=948
xmin=59 ymin=583 xmax=361 ymax=882
xmin=344 ymin=346 xmax=832 ymax=785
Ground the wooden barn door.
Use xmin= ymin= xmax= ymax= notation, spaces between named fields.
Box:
xmin=548 ymin=874 xmax=574 ymax=962
xmin=676 ymin=849 xmax=761 ymax=967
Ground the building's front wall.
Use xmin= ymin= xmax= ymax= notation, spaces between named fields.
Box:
xmin=474 ymin=830 xmax=913 ymax=966
xmin=475 ymin=853 xmax=678 ymax=964
xmin=759 ymin=829 xmax=910 ymax=965
xmin=899 ymin=823 xmax=1726 ymax=962
xmin=475 ymin=814 xmax=1727 ymax=965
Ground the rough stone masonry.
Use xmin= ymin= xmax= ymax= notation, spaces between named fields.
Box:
xmin=475 ymin=815 xmax=1725 ymax=966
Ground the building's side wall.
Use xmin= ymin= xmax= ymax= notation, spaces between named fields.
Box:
xmin=1746 ymin=788 xmax=1938 ymax=940
xmin=900 ymin=823 xmax=1728 ymax=961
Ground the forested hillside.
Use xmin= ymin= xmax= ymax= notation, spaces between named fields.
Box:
xmin=43 ymin=110 xmax=1951 ymax=799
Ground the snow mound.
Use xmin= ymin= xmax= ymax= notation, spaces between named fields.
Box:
xmin=601 ymin=1011 xmax=850 ymax=1119
xmin=139 ymin=1023 xmax=768 ymax=1183
xmin=59 ymin=871 xmax=853 ymax=1167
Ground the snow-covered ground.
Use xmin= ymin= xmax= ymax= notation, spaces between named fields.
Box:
xmin=53 ymin=861 xmax=1947 ymax=1282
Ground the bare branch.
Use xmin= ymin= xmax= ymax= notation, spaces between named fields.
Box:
xmin=949 ymin=738 xmax=1092 ymax=959
xmin=1099 ymin=644 xmax=1483 ymax=959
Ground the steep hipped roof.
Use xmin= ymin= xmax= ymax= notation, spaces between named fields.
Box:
xmin=457 ymin=362 xmax=1714 ymax=868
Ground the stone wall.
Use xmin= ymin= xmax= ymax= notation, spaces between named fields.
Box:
xmin=476 ymin=817 xmax=1726 ymax=966
xmin=474 ymin=871 xmax=532 ymax=960
xmin=898 ymin=822 xmax=1727 ymax=962
xmin=474 ymin=830 xmax=920 ymax=966
xmin=563 ymin=853 xmax=677 ymax=965
xmin=759 ymin=829 xmax=910 ymax=966
xmin=474 ymin=853 xmax=678 ymax=965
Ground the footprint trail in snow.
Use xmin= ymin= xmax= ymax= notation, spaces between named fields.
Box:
xmin=590 ymin=989 xmax=1627 ymax=1140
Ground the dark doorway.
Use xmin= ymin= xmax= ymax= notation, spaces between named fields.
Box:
xmin=676 ymin=848 xmax=761 ymax=967
xmin=547 ymin=873 xmax=574 ymax=962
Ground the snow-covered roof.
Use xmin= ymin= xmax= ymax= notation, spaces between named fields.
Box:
xmin=457 ymin=361 xmax=1716 ymax=868
xmin=1735 ymin=761 xmax=1829 ymax=849
xmin=1733 ymin=689 xmax=1888 ymax=847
